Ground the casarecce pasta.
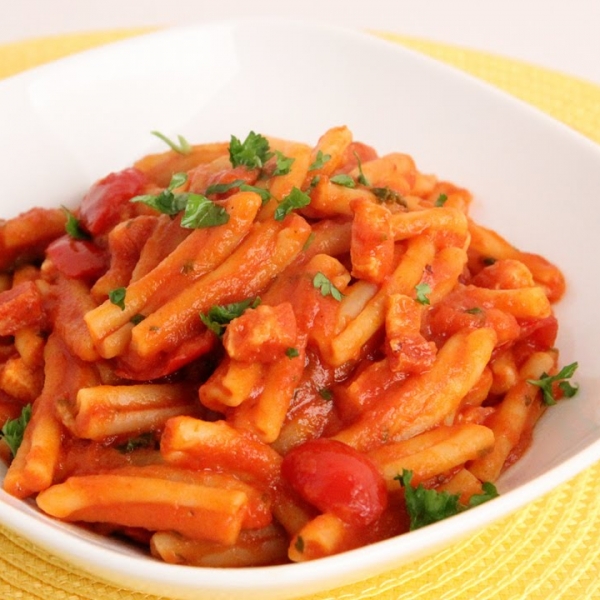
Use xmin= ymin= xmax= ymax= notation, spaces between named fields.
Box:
xmin=0 ymin=126 xmax=577 ymax=566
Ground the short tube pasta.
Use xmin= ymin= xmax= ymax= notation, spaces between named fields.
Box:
xmin=0 ymin=126 xmax=574 ymax=567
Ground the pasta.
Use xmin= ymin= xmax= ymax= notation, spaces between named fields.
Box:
xmin=0 ymin=126 xmax=577 ymax=567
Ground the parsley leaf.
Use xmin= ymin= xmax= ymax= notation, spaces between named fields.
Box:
xmin=62 ymin=206 xmax=90 ymax=240
xmin=397 ymin=470 xmax=461 ymax=530
xmin=313 ymin=272 xmax=344 ymax=301
xmin=108 ymin=287 xmax=127 ymax=310
xmin=200 ymin=298 xmax=261 ymax=337
xmin=285 ymin=347 xmax=300 ymax=358
xmin=396 ymin=470 xmax=498 ymax=531
xmin=415 ymin=282 xmax=432 ymax=305
xmin=308 ymin=150 xmax=331 ymax=171
xmin=274 ymin=187 xmax=311 ymax=221
xmin=527 ymin=362 xmax=579 ymax=406
xmin=229 ymin=132 xmax=273 ymax=169
xmin=180 ymin=194 xmax=230 ymax=229
xmin=371 ymin=186 xmax=406 ymax=206
xmin=435 ymin=193 xmax=448 ymax=207
xmin=465 ymin=307 xmax=484 ymax=315
xmin=116 ymin=432 xmax=156 ymax=454
xmin=319 ymin=388 xmax=333 ymax=401
xmin=354 ymin=151 xmax=370 ymax=186
xmin=131 ymin=172 xmax=189 ymax=215
xmin=205 ymin=180 xmax=271 ymax=203
xmin=468 ymin=481 xmax=499 ymax=507
xmin=151 ymin=130 xmax=191 ymax=155
xmin=330 ymin=174 xmax=356 ymax=188
xmin=272 ymin=150 xmax=295 ymax=176
xmin=1 ymin=404 xmax=32 ymax=458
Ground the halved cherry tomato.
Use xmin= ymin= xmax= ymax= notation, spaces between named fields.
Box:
xmin=46 ymin=235 xmax=109 ymax=280
xmin=79 ymin=168 xmax=147 ymax=236
xmin=281 ymin=438 xmax=387 ymax=527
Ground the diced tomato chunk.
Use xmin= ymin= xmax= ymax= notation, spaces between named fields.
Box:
xmin=281 ymin=438 xmax=387 ymax=527
xmin=0 ymin=281 xmax=44 ymax=336
xmin=223 ymin=303 xmax=297 ymax=363
xmin=46 ymin=236 xmax=109 ymax=281
xmin=79 ymin=168 xmax=147 ymax=236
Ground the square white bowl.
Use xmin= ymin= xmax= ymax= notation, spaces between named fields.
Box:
xmin=1 ymin=18 xmax=599 ymax=600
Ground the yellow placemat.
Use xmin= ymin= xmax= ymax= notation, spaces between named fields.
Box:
xmin=1 ymin=28 xmax=599 ymax=600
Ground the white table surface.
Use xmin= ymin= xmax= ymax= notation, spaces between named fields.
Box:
xmin=2 ymin=0 xmax=600 ymax=87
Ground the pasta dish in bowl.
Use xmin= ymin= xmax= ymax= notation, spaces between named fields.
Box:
xmin=0 ymin=18 xmax=599 ymax=600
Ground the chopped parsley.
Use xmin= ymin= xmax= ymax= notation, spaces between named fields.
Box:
xmin=330 ymin=174 xmax=356 ymax=188
xmin=200 ymin=298 xmax=261 ymax=337
xmin=180 ymin=194 xmax=230 ymax=229
xmin=285 ymin=347 xmax=300 ymax=358
xmin=371 ymin=186 xmax=406 ymax=206
xmin=435 ymin=193 xmax=448 ymax=207
xmin=130 ymin=314 xmax=145 ymax=325
xmin=354 ymin=151 xmax=370 ymax=186
xmin=131 ymin=172 xmax=189 ymax=215
xmin=274 ymin=187 xmax=311 ymax=221
xmin=414 ymin=283 xmax=432 ymax=305
xmin=313 ymin=272 xmax=344 ymax=301
xmin=62 ymin=206 xmax=90 ymax=240
xmin=151 ymin=130 xmax=191 ymax=155
xmin=527 ymin=362 xmax=579 ymax=406
xmin=465 ymin=307 xmax=484 ymax=315
xmin=308 ymin=150 xmax=331 ymax=171
xmin=229 ymin=132 xmax=273 ymax=169
xmin=396 ymin=470 xmax=498 ymax=530
xmin=205 ymin=179 xmax=271 ymax=204
xmin=116 ymin=432 xmax=156 ymax=454
xmin=1 ymin=404 xmax=32 ymax=458
xmin=272 ymin=150 xmax=295 ymax=176
xmin=132 ymin=173 xmax=229 ymax=229
xmin=318 ymin=388 xmax=333 ymax=401
xmin=108 ymin=287 xmax=126 ymax=310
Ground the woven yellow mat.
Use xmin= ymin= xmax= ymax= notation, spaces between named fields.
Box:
xmin=1 ymin=28 xmax=599 ymax=600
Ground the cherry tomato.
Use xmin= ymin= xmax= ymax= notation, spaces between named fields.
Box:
xmin=281 ymin=438 xmax=387 ymax=527
xmin=46 ymin=235 xmax=109 ymax=280
xmin=79 ymin=168 xmax=147 ymax=236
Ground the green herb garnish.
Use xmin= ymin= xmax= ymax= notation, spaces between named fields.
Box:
xmin=527 ymin=362 xmax=579 ymax=406
xmin=318 ymin=388 xmax=333 ymax=401
xmin=180 ymin=194 xmax=230 ymax=229
xmin=435 ymin=193 xmax=448 ymax=207
xmin=396 ymin=470 xmax=498 ymax=531
xmin=354 ymin=151 xmax=370 ymax=186
xmin=205 ymin=179 xmax=271 ymax=203
xmin=116 ymin=432 xmax=156 ymax=454
xmin=330 ymin=174 xmax=356 ymax=188
xmin=229 ymin=132 xmax=273 ymax=169
xmin=1 ymin=404 xmax=32 ymax=458
xmin=151 ymin=131 xmax=191 ymax=155
xmin=272 ymin=150 xmax=295 ymax=176
xmin=312 ymin=272 xmax=344 ymax=301
xmin=308 ymin=150 xmax=331 ymax=171
xmin=131 ymin=172 xmax=189 ymax=215
xmin=200 ymin=298 xmax=261 ymax=337
xmin=108 ymin=287 xmax=126 ymax=310
xmin=274 ymin=187 xmax=311 ymax=221
xmin=414 ymin=283 xmax=432 ymax=305
xmin=62 ymin=206 xmax=90 ymax=240
xmin=371 ymin=186 xmax=406 ymax=205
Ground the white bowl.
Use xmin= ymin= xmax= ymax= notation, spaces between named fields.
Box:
xmin=1 ymin=18 xmax=600 ymax=600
